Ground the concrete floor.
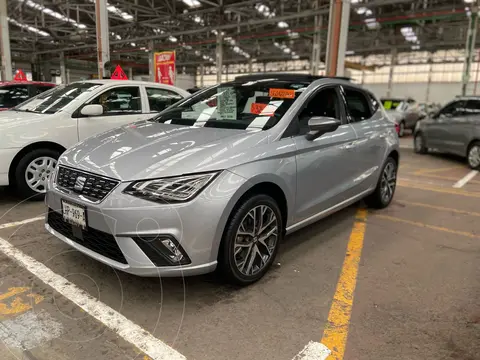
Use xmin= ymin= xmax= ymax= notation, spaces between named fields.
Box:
xmin=0 ymin=147 xmax=479 ymax=360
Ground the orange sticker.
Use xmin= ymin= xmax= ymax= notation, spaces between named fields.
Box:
xmin=269 ymin=88 xmax=295 ymax=99
xmin=250 ymin=103 xmax=268 ymax=114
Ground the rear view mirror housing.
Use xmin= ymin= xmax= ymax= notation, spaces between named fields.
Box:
xmin=306 ymin=116 xmax=341 ymax=141
xmin=80 ymin=104 xmax=104 ymax=117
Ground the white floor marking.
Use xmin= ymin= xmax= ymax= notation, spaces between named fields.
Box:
xmin=0 ymin=310 xmax=63 ymax=350
xmin=291 ymin=341 xmax=331 ymax=360
xmin=0 ymin=236 xmax=186 ymax=360
xmin=0 ymin=216 xmax=44 ymax=230
xmin=452 ymin=170 xmax=479 ymax=188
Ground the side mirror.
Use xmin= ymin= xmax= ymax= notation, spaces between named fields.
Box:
xmin=306 ymin=116 xmax=341 ymax=141
xmin=80 ymin=104 xmax=104 ymax=117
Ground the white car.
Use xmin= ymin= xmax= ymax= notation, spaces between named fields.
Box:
xmin=0 ymin=80 xmax=189 ymax=198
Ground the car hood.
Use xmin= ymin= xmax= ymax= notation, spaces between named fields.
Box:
xmin=59 ymin=120 xmax=269 ymax=181
xmin=0 ymin=110 xmax=49 ymax=132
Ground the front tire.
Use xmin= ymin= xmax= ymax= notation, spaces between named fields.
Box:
xmin=414 ymin=132 xmax=428 ymax=154
xmin=467 ymin=141 xmax=480 ymax=170
xmin=365 ymin=157 xmax=397 ymax=209
xmin=15 ymin=148 xmax=60 ymax=200
xmin=219 ymin=194 xmax=283 ymax=286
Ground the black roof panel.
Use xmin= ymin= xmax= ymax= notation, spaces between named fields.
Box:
xmin=234 ymin=73 xmax=351 ymax=83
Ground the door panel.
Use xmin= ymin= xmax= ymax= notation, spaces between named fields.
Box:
xmin=293 ymin=124 xmax=358 ymax=222
xmin=77 ymin=86 xmax=151 ymax=140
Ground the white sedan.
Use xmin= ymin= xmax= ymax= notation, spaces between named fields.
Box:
xmin=0 ymin=80 xmax=190 ymax=198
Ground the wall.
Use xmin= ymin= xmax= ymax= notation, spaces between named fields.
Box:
xmin=364 ymin=82 xmax=475 ymax=105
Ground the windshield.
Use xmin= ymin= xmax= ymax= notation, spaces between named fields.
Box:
xmin=151 ymin=79 xmax=310 ymax=130
xmin=381 ymin=99 xmax=405 ymax=111
xmin=14 ymin=82 xmax=102 ymax=114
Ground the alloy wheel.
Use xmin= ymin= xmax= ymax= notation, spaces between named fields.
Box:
xmin=380 ymin=161 xmax=397 ymax=204
xmin=25 ymin=156 xmax=57 ymax=193
xmin=468 ymin=145 xmax=480 ymax=168
xmin=234 ymin=205 xmax=279 ymax=276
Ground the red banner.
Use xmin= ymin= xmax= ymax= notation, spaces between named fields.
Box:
xmin=154 ymin=51 xmax=176 ymax=85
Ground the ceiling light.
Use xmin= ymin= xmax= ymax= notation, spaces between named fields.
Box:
xmin=278 ymin=21 xmax=289 ymax=28
xmin=356 ymin=7 xmax=367 ymax=14
xmin=182 ymin=0 xmax=201 ymax=7
xmin=464 ymin=0 xmax=474 ymax=3
xmin=168 ymin=36 xmax=178 ymax=42
xmin=283 ymin=48 xmax=291 ymax=54
xmin=255 ymin=3 xmax=275 ymax=18
xmin=365 ymin=9 xmax=373 ymax=16
xmin=19 ymin=0 xmax=86 ymax=29
xmin=88 ymin=0 xmax=133 ymax=21
xmin=292 ymin=55 xmax=300 ymax=60
xmin=345 ymin=50 xmax=355 ymax=55
xmin=411 ymin=45 xmax=420 ymax=50
xmin=8 ymin=17 xmax=49 ymax=36
xmin=351 ymin=0 xmax=361 ymax=3
xmin=130 ymin=42 xmax=136 ymax=47
xmin=194 ymin=15 xmax=202 ymax=23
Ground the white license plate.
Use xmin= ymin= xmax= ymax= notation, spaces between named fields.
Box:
xmin=61 ymin=200 xmax=87 ymax=229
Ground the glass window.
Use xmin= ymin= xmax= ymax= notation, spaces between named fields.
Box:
xmin=15 ymin=82 xmax=101 ymax=114
xmin=368 ymin=92 xmax=379 ymax=112
xmin=152 ymin=78 xmax=312 ymax=130
xmin=88 ymin=86 xmax=141 ymax=115
xmin=35 ymin=85 xmax=55 ymax=95
xmin=465 ymin=100 xmax=480 ymax=115
xmin=439 ymin=100 xmax=466 ymax=117
xmin=297 ymin=87 xmax=340 ymax=135
xmin=146 ymin=87 xmax=183 ymax=112
xmin=0 ymin=85 xmax=29 ymax=108
xmin=344 ymin=88 xmax=372 ymax=122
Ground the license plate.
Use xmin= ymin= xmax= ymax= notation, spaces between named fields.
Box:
xmin=61 ymin=200 xmax=87 ymax=229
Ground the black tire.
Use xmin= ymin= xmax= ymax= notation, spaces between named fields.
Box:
xmin=467 ymin=141 xmax=480 ymax=170
xmin=15 ymin=148 xmax=60 ymax=200
xmin=398 ymin=121 xmax=405 ymax=137
xmin=218 ymin=194 xmax=283 ymax=286
xmin=365 ymin=157 xmax=397 ymax=209
xmin=414 ymin=132 xmax=428 ymax=154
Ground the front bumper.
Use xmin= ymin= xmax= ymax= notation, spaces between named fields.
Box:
xmin=44 ymin=170 xmax=247 ymax=277
xmin=0 ymin=148 xmax=19 ymax=186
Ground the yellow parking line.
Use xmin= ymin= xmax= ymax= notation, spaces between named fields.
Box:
xmin=414 ymin=166 xmax=464 ymax=175
xmin=397 ymin=200 xmax=480 ymax=217
xmin=320 ymin=209 xmax=368 ymax=360
xmin=374 ymin=214 xmax=480 ymax=239
xmin=397 ymin=180 xmax=480 ymax=198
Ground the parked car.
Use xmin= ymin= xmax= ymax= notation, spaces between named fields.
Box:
xmin=0 ymin=81 xmax=56 ymax=110
xmin=413 ymin=96 xmax=480 ymax=169
xmin=381 ymin=97 xmax=426 ymax=137
xmin=45 ymin=73 xmax=399 ymax=285
xmin=0 ymin=80 xmax=189 ymax=198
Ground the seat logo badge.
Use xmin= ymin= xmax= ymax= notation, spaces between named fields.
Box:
xmin=74 ymin=176 xmax=86 ymax=192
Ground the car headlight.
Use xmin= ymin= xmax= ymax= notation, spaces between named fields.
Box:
xmin=123 ymin=172 xmax=218 ymax=203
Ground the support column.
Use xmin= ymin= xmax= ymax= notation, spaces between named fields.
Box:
xmin=0 ymin=0 xmax=12 ymax=81
xmin=325 ymin=0 xmax=350 ymax=77
xmin=425 ymin=52 xmax=433 ymax=103
xmin=200 ymin=63 xmax=204 ymax=87
xmin=462 ymin=7 xmax=478 ymax=96
xmin=128 ymin=67 xmax=133 ymax=80
xmin=66 ymin=69 xmax=71 ymax=84
xmin=60 ymin=52 xmax=67 ymax=84
xmin=148 ymin=40 xmax=155 ymax=82
xmin=386 ymin=48 xmax=397 ymax=97
xmin=248 ymin=59 xmax=253 ymax=74
xmin=311 ymin=0 xmax=322 ymax=76
xmin=95 ymin=0 xmax=110 ymax=79
xmin=215 ymin=31 xmax=223 ymax=84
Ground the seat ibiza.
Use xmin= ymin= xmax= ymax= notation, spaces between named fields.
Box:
xmin=45 ymin=74 xmax=399 ymax=285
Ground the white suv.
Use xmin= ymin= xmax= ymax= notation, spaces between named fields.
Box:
xmin=0 ymin=80 xmax=189 ymax=198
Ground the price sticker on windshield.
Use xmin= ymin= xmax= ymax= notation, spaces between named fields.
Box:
xmin=250 ymin=103 xmax=268 ymax=114
xmin=383 ymin=100 xmax=392 ymax=110
xmin=269 ymin=88 xmax=295 ymax=99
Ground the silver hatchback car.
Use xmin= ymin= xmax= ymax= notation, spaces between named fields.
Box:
xmin=414 ymin=96 xmax=480 ymax=169
xmin=45 ymin=74 xmax=399 ymax=285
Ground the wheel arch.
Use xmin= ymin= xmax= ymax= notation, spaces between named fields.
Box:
xmin=466 ymin=139 xmax=480 ymax=157
xmin=8 ymin=141 xmax=66 ymax=184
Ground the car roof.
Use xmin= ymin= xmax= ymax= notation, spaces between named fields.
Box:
xmin=70 ymin=79 xmax=189 ymax=94
xmin=0 ymin=81 xmax=56 ymax=87
xmin=454 ymin=95 xmax=480 ymax=100
xmin=234 ymin=73 xmax=351 ymax=83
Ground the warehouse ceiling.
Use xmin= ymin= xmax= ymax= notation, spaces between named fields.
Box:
xmin=7 ymin=0 xmax=478 ymax=69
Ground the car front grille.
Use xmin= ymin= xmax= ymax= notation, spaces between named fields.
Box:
xmin=47 ymin=209 xmax=127 ymax=265
xmin=55 ymin=166 xmax=119 ymax=202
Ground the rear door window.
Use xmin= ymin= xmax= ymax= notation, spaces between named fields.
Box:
xmin=86 ymin=86 xmax=142 ymax=115
xmin=465 ymin=99 xmax=480 ymax=115
xmin=146 ymin=87 xmax=184 ymax=112
xmin=343 ymin=88 xmax=373 ymax=122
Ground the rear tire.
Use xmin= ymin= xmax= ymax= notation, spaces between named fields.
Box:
xmin=365 ymin=157 xmax=397 ymax=209
xmin=467 ymin=141 xmax=480 ymax=170
xmin=14 ymin=148 xmax=60 ymax=200
xmin=218 ymin=194 xmax=283 ymax=286
xmin=414 ymin=132 xmax=428 ymax=154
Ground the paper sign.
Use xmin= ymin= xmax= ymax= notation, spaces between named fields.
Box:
xmin=383 ymin=100 xmax=392 ymax=110
xmin=154 ymin=51 xmax=176 ymax=85
xmin=217 ymin=87 xmax=236 ymax=120
xmin=250 ymin=103 xmax=268 ymax=114
xmin=111 ymin=65 xmax=128 ymax=80
xmin=269 ymin=88 xmax=295 ymax=99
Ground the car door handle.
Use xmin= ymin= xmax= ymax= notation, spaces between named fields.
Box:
xmin=341 ymin=142 xmax=356 ymax=150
